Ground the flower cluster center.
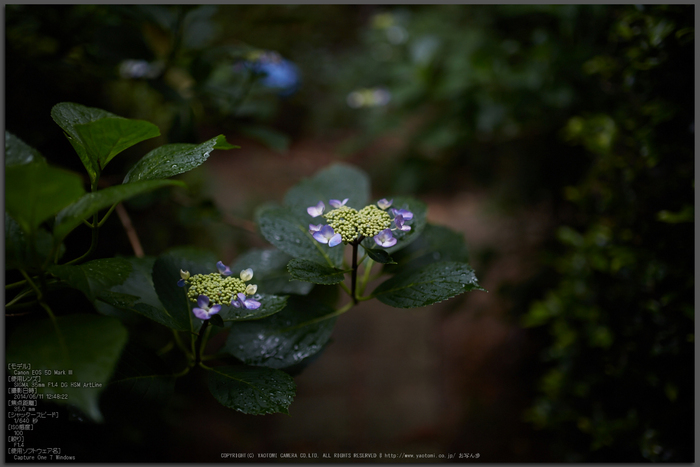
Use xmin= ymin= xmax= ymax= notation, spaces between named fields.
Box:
xmin=324 ymin=205 xmax=391 ymax=243
xmin=185 ymin=273 xmax=248 ymax=306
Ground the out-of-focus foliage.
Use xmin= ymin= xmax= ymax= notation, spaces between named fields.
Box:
xmin=304 ymin=5 xmax=615 ymax=200
xmin=520 ymin=6 xmax=694 ymax=462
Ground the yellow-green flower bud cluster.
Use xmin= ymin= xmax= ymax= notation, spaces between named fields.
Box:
xmin=323 ymin=204 xmax=392 ymax=243
xmin=357 ymin=205 xmax=392 ymax=237
xmin=185 ymin=273 xmax=249 ymax=306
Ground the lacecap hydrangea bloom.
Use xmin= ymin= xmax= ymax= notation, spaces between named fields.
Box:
xmin=307 ymin=198 xmax=412 ymax=248
xmin=178 ymin=261 xmax=261 ymax=319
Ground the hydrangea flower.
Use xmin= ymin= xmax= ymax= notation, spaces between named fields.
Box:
xmin=394 ymin=214 xmax=411 ymax=232
xmin=329 ymin=198 xmax=349 ymax=208
xmin=374 ymin=229 xmax=397 ymax=248
xmin=177 ymin=261 xmax=261 ymax=309
xmin=313 ymin=225 xmax=343 ymax=247
xmin=192 ymin=295 xmax=221 ymax=320
xmin=306 ymin=197 xmax=413 ymax=248
xmin=377 ymin=198 xmax=393 ymax=210
xmin=177 ymin=269 xmax=190 ymax=287
xmin=391 ymin=208 xmax=413 ymax=220
xmin=216 ymin=261 xmax=232 ymax=276
xmin=232 ymin=292 xmax=261 ymax=310
xmin=307 ymin=201 xmax=325 ymax=217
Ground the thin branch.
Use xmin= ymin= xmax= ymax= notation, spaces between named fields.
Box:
xmin=115 ymin=203 xmax=144 ymax=258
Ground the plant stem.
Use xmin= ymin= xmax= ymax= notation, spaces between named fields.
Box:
xmin=350 ymin=241 xmax=359 ymax=304
xmin=358 ymin=258 xmax=375 ymax=297
xmin=194 ymin=320 xmax=210 ymax=366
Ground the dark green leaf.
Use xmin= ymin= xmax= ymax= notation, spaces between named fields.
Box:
xmin=6 ymin=314 xmax=128 ymax=422
xmin=207 ymin=365 xmax=295 ymax=415
xmin=5 ymin=131 xmax=47 ymax=167
xmin=49 ymin=258 xmax=132 ymax=302
xmin=283 ymin=163 xmax=371 ymax=217
xmin=51 ymin=102 xmax=112 ymax=180
xmin=371 ymin=261 xmax=485 ymax=308
xmin=107 ymin=341 xmax=175 ymax=402
xmin=230 ymin=248 xmax=313 ymax=295
xmin=224 ymin=296 xmax=337 ymax=369
xmin=385 ymin=223 xmax=470 ymax=274
xmin=51 ymin=102 xmax=160 ymax=175
xmin=152 ymin=247 xmax=218 ymax=333
xmin=123 ymin=134 xmax=238 ymax=183
xmin=6 ymin=164 xmax=86 ymax=235
xmin=74 ymin=117 xmax=161 ymax=170
xmin=287 ymin=258 xmax=346 ymax=284
xmin=53 ymin=179 xmax=184 ymax=243
xmin=257 ymin=205 xmax=344 ymax=268
xmin=361 ymin=246 xmax=397 ymax=264
xmin=5 ymin=213 xmax=58 ymax=271
xmin=221 ymin=294 xmax=288 ymax=321
xmin=209 ymin=314 xmax=225 ymax=327
xmin=94 ymin=257 xmax=186 ymax=331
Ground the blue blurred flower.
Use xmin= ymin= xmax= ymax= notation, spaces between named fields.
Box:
xmin=244 ymin=51 xmax=301 ymax=96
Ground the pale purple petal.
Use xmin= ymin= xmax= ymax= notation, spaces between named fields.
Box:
xmin=328 ymin=233 xmax=343 ymax=247
xmin=192 ymin=307 xmax=210 ymax=320
xmin=209 ymin=304 xmax=221 ymax=316
xmin=374 ymin=229 xmax=397 ymax=248
xmin=231 ymin=298 xmax=241 ymax=308
xmin=309 ymin=223 xmax=322 ymax=234
xmin=394 ymin=215 xmax=411 ymax=231
xmin=377 ymin=198 xmax=393 ymax=210
xmin=177 ymin=278 xmax=186 ymax=287
xmin=243 ymin=299 xmax=261 ymax=310
xmin=307 ymin=201 xmax=325 ymax=217
xmin=392 ymin=208 xmax=413 ymax=220
xmin=313 ymin=225 xmax=336 ymax=244
xmin=216 ymin=261 xmax=232 ymax=276
xmin=329 ymin=198 xmax=349 ymax=208
xmin=197 ymin=295 xmax=210 ymax=308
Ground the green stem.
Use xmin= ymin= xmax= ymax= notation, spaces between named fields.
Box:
xmin=339 ymin=282 xmax=352 ymax=296
xmin=20 ymin=270 xmax=42 ymax=301
xmin=38 ymin=300 xmax=69 ymax=364
xmin=6 ymin=288 xmax=35 ymax=308
xmin=97 ymin=203 xmax=118 ymax=228
xmin=172 ymin=329 xmax=192 ymax=360
xmin=194 ymin=320 xmax=210 ymax=366
xmin=350 ymin=240 xmax=360 ymax=304
xmin=358 ymin=258 xmax=375 ymax=297
xmin=6 ymin=279 xmax=29 ymax=290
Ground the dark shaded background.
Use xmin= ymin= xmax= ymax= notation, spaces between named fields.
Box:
xmin=5 ymin=4 xmax=694 ymax=462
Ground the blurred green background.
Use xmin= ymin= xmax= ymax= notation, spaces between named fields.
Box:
xmin=5 ymin=4 xmax=694 ymax=462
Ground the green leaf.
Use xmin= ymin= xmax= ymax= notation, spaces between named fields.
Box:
xmin=107 ymin=341 xmax=175 ymax=402
xmin=385 ymin=223 xmax=470 ymax=274
xmin=207 ymin=365 xmax=295 ymax=415
xmin=371 ymin=261 xmax=485 ymax=308
xmin=229 ymin=248 xmax=313 ymax=296
xmin=5 ymin=213 xmax=57 ymax=271
xmin=5 ymin=131 xmax=47 ymax=167
xmin=257 ymin=205 xmax=344 ymax=268
xmin=283 ymin=163 xmax=371 ymax=218
xmin=287 ymin=258 xmax=346 ymax=285
xmin=361 ymin=246 xmax=396 ymax=264
xmin=209 ymin=314 xmax=225 ymax=327
xmin=74 ymin=117 xmax=161 ymax=170
xmin=6 ymin=314 xmax=128 ymax=422
xmin=224 ymin=296 xmax=337 ymax=369
xmin=53 ymin=179 xmax=184 ymax=243
xmin=5 ymin=164 xmax=86 ymax=235
xmin=51 ymin=102 xmax=160 ymax=177
xmin=221 ymin=294 xmax=288 ymax=322
xmin=152 ymin=247 xmax=218 ymax=333
xmin=123 ymin=134 xmax=238 ymax=183
xmin=49 ymin=258 xmax=132 ymax=302
xmin=93 ymin=257 xmax=186 ymax=331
